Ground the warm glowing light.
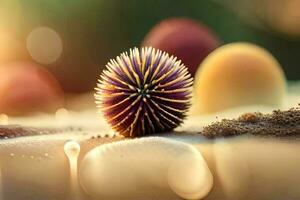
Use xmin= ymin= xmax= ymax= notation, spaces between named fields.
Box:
xmin=26 ymin=27 xmax=63 ymax=64
xmin=0 ymin=30 xmax=25 ymax=64
xmin=0 ymin=114 xmax=8 ymax=125
xmin=55 ymin=108 xmax=69 ymax=121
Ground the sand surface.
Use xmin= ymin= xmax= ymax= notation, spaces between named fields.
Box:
xmin=0 ymin=82 xmax=299 ymax=200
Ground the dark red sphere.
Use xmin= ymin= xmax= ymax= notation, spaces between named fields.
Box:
xmin=142 ymin=18 xmax=220 ymax=76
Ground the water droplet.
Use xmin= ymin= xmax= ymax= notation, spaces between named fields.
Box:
xmin=64 ymin=140 xmax=80 ymax=157
xmin=10 ymin=153 xmax=15 ymax=157
xmin=64 ymin=140 xmax=81 ymax=200
xmin=44 ymin=153 xmax=49 ymax=157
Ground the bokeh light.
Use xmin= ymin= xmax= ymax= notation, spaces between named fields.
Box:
xmin=0 ymin=114 xmax=8 ymax=125
xmin=26 ymin=27 xmax=63 ymax=64
xmin=55 ymin=108 xmax=69 ymax=121
xmin=264 ymin=0 xmax=300 ymax=37
xmin=0 ymin=30 xmax=26 ymax=64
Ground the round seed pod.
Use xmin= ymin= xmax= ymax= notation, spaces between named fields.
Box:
xmin=95 ymin=47 xmax=193 ymax=137
xmin=193 ymin=42 xmax=286 ymax=114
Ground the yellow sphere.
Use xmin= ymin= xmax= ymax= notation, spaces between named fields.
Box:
xmin=193 ymin=43 xmax=286 ymax=114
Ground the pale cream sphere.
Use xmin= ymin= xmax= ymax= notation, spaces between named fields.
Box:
xmin=193 ymin=42 xmax=286 ymax=114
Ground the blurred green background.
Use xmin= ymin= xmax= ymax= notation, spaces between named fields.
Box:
xmin=1 ymin=0 xmax=300 ymax=93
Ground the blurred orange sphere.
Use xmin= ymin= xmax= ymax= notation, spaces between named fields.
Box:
xmin=0 ymin=62 xmax=65 ymax=115
xmin=193 ymin=43 xmax=286 ymax=114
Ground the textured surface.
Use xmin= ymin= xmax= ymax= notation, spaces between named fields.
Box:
xmin=0 ymin=98 xmax=300 ymax=200
xmin=202 ymin=106 xmax=300 ymax=138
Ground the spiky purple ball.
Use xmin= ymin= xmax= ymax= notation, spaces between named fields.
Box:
xmin=95 ymin=47 xmax=193 ymax=137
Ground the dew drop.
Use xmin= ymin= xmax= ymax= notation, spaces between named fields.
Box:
xmin=64 ymin=140 xmax=80 ymax=158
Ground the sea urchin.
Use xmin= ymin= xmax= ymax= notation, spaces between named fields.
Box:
xmin=95 ymin=47 xmax=193 ymax=137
